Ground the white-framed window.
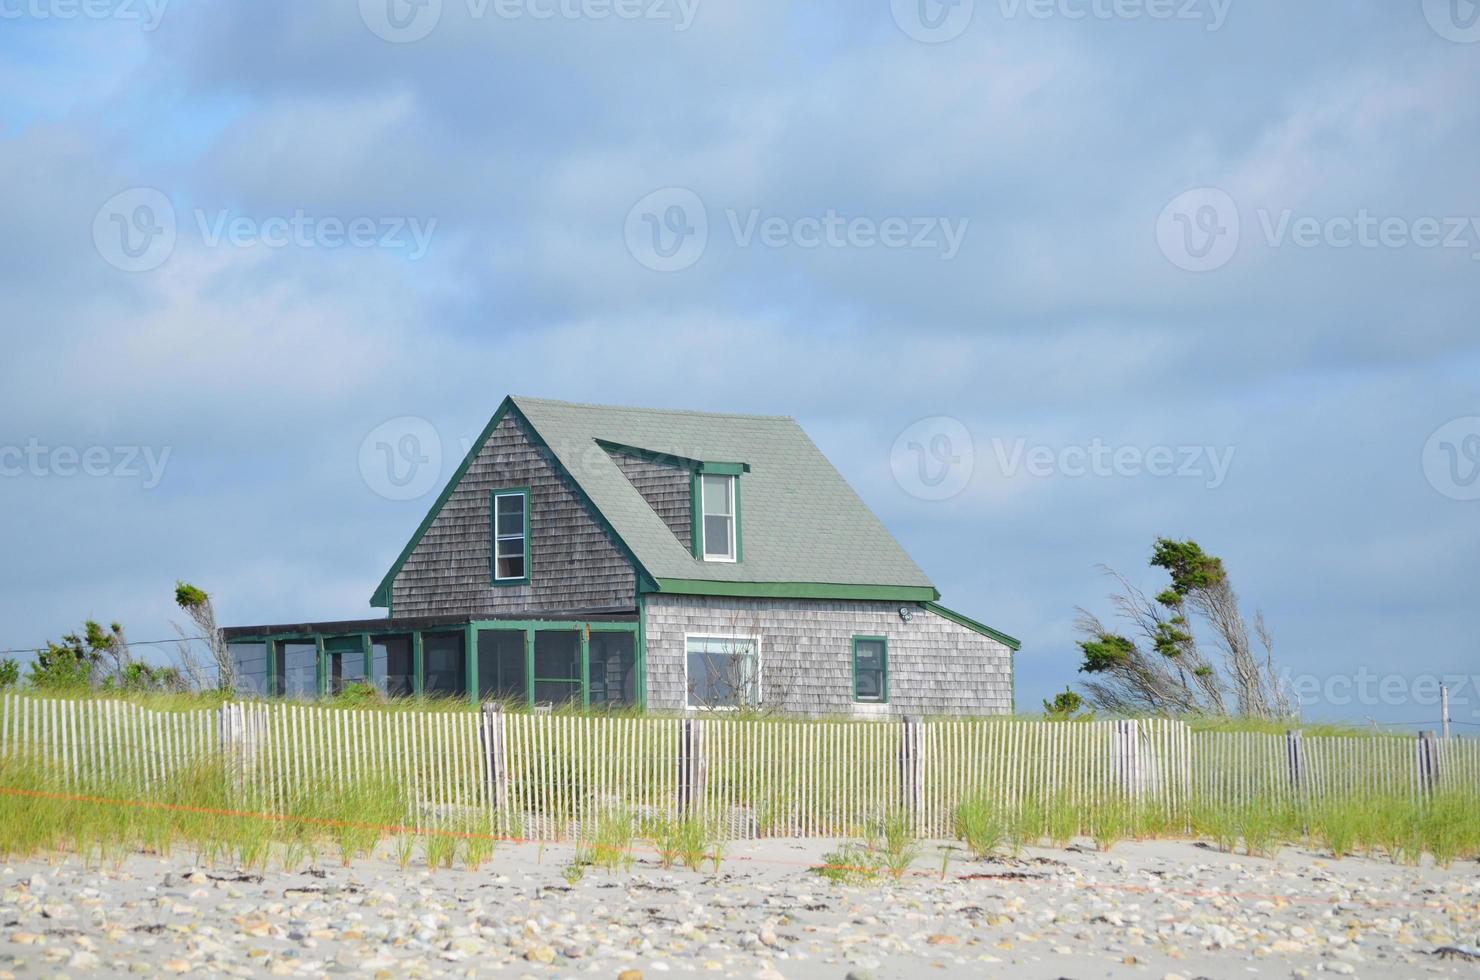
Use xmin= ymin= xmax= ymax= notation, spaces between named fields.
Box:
xmin=700 ymin=474 xmax=736 ymax=562
xmin=491 ymin=489 xmax=530 ymax=583
xmin=684 ymin=634 xmax=760 ymax=709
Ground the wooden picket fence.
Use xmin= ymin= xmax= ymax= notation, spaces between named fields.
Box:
xmin=2 ymin=694 xmax=1477 ymax=841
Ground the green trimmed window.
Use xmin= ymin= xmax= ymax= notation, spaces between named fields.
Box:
xmin=852 ymin=636 xmax=888 ymax=703
xmin=699 ymin=474 xmax=737 ymax=562
xmin=490 ymin=489 xmax=530 ymax=584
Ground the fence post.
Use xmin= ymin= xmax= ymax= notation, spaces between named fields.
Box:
xmin=1285 ymin=729 xmax=1305 ymax=800
xmin=898 ymin=716 xmax=923 ymax=829
xmin=678 ymin=718 xmax=707 ymax=817
xmin=1114 ymin=719 xmax=1143 ymax=798
xmin=481 ymin=703 xmax=508 ymax=814
xmin=1418 ymin=730 xmax=1440 ymax=794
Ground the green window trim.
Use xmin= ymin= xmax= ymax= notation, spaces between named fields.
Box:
xmin=694 ymin=472 xmax=741 ymax=563
xmin=652 ymin=579 xmax=939 ymax=602
xmin=851 ymin=635 xmax=888 ymax=704
xmin=489 ymin=487 xmax=531 ymax=586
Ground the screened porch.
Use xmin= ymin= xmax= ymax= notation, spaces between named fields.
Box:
xmin=221 ymin=614 xmax=642 ymax=708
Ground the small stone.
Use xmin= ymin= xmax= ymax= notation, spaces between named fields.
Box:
xmin=10 ymin=932 xmax=43 ymax=945
xmin=524 ymin=945 xmax=556 ymax=964
xmin=163 ymin=959 xmax=193 ymax=974
xmin=1324 ymin=964 xmax=1355 ymax=976
xmin=618 ymin=972 xmax=644 ymax=980
xmin=927 ymin=933 xmax=958 ymax=945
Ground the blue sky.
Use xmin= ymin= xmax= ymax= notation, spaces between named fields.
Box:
xmin=2 ymin=0 xmax=1478 ymax=728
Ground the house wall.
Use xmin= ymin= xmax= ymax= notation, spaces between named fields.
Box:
xmin=391 ymin=413 xmax=637 ymax=617
xmin=608 ymin=451 xmax=692 ymax=552
xmin=643 ymin=594 xmax=1014 ymax=717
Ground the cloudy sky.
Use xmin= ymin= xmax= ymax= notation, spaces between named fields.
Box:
xmin=2 ymin=0 xmax=1478 ymax=728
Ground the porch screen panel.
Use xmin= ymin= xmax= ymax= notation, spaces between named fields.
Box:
xmin=228 ymin=642 xmax=268 ymax=696
xmin=282 ymin=642 xmax=318 ymax=698
xmin=423 ymin=632 xmax=466 ymax=696
xmin=588 ymin=632 xmax=637 ymax=706
xmin=533 ymin=630 xmax=581 ymax=706
xmin=372 ymin=635 xmax=414 ymax=697
xmin=478 ymin=629 xmax=527 ymax=702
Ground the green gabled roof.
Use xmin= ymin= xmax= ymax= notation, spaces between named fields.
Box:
xmin=372 ymin=395 xmax=1023 ymax=610
xmin=511 ymin=395 xmax=938 ymax=596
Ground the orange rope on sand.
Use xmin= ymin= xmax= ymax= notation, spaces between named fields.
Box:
xmin=0 ymin=784 xmax=1464 ymax=913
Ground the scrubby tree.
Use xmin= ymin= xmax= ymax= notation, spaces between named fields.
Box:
xmin=0 ymin=657 xmax=19 ymax=689
xmin=1042 ymin=687 xmax=1088 ymax=719
xmin=174 ymin=581 xmax=232 ymax=691
xmin=1073 ymin=538 xmax=1292 ymax=719
xmin=29 ymin=621 xmax=128 ymax=691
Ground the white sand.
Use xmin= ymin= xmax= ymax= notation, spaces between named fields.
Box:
xmin=2 ymin=837 xmax=1477 ymax=977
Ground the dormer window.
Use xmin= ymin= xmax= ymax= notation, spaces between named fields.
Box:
xmin=700 ymin=473 xmax=737 ymax=562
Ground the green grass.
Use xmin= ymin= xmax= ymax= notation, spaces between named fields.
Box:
xmin=953 ymin=792 xmax=1008 ymax=859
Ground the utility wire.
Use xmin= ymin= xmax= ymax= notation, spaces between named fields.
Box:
xmin=0 ymin=635 xmax=210 ymax=656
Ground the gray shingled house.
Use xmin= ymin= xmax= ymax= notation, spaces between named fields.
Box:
xmin=223 ymin=396 xmax=1019 ymax=717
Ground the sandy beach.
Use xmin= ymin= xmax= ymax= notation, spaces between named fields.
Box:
xmin=2 ymin=837 xmax=1477 ymax=978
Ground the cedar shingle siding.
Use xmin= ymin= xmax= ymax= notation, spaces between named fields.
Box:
xmin=644 ymin=595 xmax=1014 ymax=717
xmin=607 ymin=451 xmax=692 ymax=552
xmin=391 ymin=414 xmax=636 ymax=617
